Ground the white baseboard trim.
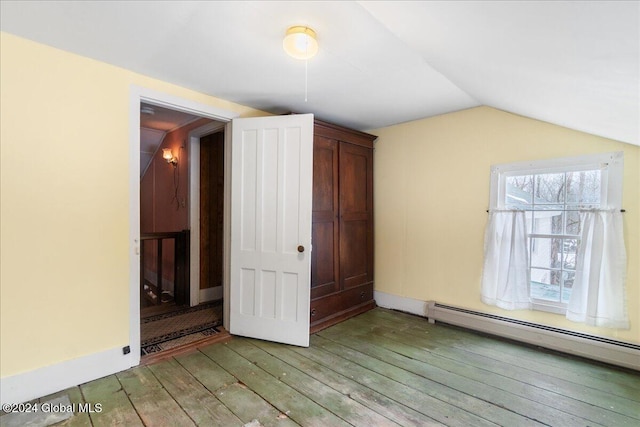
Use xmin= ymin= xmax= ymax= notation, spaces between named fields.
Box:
xmin=1 ymin=346 xmax=136 ymax=405
xmin=199 ymin=286 xmax=222 ymax=303
xmin=374 ymin=290 xmax=429 ymax=317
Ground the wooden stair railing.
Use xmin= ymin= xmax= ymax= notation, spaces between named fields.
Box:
xmin=140 ymin=230 xmax=189 ymax=306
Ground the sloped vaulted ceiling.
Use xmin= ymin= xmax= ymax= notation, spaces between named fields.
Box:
xmin=1 ymin=1 xmax=638 ymax=145
xmin=360 ymin=1 xmax=639 ymax=145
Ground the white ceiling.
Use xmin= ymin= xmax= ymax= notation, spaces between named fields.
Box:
xmin=1 ymin=1 xmax=638 ymax=145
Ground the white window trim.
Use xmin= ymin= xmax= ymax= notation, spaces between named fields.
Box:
xmin=488 ymin=151 xmax=624 ymax=314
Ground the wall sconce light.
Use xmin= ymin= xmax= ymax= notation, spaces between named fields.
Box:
xmin=162 ymin=148 xmax=178 ymax=167
xmin=283 ymin=26 xmax=318 ymax=60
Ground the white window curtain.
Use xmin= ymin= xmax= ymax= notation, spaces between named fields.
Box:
xmin=481 ymin=210 xmax=531 ymax=310
xmin=566 ymin=210 xmax=629 ymax=329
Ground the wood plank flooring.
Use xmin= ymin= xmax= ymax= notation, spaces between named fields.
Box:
xmin=18 ymin=308 xmax=640 ymax=426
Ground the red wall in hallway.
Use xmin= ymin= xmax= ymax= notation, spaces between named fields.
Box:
xmin=140 ymin=118 xmax=212 ymax=290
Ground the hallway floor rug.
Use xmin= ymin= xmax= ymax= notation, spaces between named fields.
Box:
xmin=141 ymin=301 xmax=222 ymax=355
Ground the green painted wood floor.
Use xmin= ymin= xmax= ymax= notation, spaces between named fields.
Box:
xmin=19 ymin=309 xmax=640 ymax=426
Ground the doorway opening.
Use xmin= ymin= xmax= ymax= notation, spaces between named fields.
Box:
xmin=138 ymin=104 xmax=227 ymax=357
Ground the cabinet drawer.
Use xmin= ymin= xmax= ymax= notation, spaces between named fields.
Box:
xmin=310 ymin=282 xmax=373 ymax=322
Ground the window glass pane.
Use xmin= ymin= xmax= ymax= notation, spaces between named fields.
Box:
xmin=563 ymin=239 xmax=578 ymax=269
xmin=535 ymin=173 xmax=565 ymax=204
xmin=563 ymin=252 xmax=577 ymax=270
xmin=531 ymin=268 xmax=561 ymax=302
xmin=532 ymin=211 xmax=563 ymax=235
xmin=506 ymin=175 xmax=534 ymax=206
xmin=531 ymin=238 xmax=551 ymax=268
xmin=531 ymin=238 xmax=562 ymax=269
xmin=562 ymin=271 xmax=575 ymax=303
xmin=565 ymin=211 xmax=581 ymax=235
xmin=551 ymin=238 xmax=563 ymax=268
xmin=566 ymin=170 xmax=601 ymax=204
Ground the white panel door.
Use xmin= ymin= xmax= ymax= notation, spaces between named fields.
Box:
xmin=229 ymin=114 xmax=313 ymax=347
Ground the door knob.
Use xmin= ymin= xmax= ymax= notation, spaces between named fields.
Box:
xmin=297 ymin=245 xmax=305 ymax=253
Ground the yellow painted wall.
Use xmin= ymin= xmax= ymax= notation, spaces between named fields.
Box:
xmin=2 ymin=31 xmax=637 ymax=382
xmin=372 ymin=106 xmax=639 ymax=343
xmin=0 ymin=32 xmax=267 ymax=377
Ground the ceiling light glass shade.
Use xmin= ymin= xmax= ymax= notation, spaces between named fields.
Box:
xmin=283 ymin=26 xmax=318 ymax=60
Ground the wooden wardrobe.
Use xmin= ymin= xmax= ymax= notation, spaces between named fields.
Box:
xmin=310 ymin=119 xmax=376 ymax=332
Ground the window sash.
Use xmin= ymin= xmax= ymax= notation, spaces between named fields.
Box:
xmin=529 ymin=233 xmax=579 ymax=239
xmin=490 ymin=152 xmax=623 ymax=211
xmin=488 ymin=152 xmax=623 ymax=315
xmin=528 ymin=233 xmax=576 ymax=306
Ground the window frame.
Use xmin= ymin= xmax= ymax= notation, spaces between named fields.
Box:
xmin=489 ymin=151 xmax=624 ymax=314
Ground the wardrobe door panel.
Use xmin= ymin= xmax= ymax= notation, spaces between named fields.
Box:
xmin=341 ymin=152 xmax=368 ymax=213
xmin=341 ymin=220 xmax=370 ymax=288
xmin=339 ymin=143 xmax=373 ymax=289
xmin=311 ymin=222 xmax=338 ymax=297
xmin=312 ymin=136 xmax=338 ymax=212
xmin=311 ymin=136 xmax=340 ymax=299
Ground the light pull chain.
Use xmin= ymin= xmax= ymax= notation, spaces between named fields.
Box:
xmin=304 ymin=35 xmax=310 ymax=102
xmin=305 ymin=58 xmax=308 ymax=102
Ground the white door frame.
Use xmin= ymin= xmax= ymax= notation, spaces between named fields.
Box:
xmin=129 ymin=85 xmax=238 ymax=364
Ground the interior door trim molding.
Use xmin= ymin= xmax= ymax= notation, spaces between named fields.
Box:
xmin=129 ymin=85 xmax=239 ymax=366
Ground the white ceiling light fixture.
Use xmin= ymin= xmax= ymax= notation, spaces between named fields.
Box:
xmin=283 ymin=26 xmax=318 ymax=102
xmin=283 ymin=26 xmax=318 ymax=60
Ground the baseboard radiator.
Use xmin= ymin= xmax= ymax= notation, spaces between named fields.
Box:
xmin=426 ymin=301 xmax=640 ymax=371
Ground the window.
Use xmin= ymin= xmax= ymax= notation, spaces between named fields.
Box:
xmin=488 ymin=152 xmax=623 ymax=314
